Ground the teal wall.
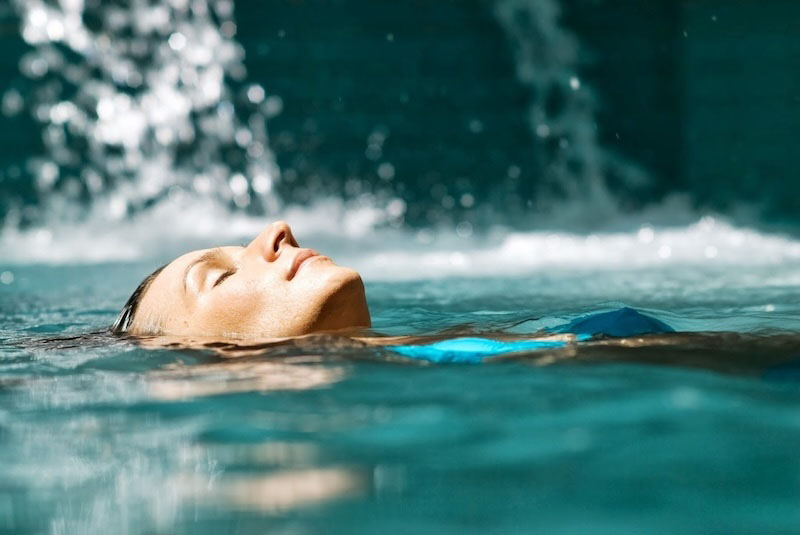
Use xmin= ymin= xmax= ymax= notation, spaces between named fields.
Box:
xmin=1 ymin=0 xmax=799 ymax=226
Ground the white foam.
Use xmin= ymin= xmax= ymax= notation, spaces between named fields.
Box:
xmin=3 ymin=199 xmax=800 ymax=281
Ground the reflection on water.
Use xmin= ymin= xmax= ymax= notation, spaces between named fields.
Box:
xmin=171 ymin=467 xmax=368 ymax=513
xmin=149 ymin=360 xmax=346 ymax=400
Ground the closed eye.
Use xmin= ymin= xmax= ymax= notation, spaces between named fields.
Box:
xmin=213 ymin=269 xmax=235 ymax=287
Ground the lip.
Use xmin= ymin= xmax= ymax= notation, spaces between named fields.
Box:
xmin=288 ymin=248 xmax=320 ymax=280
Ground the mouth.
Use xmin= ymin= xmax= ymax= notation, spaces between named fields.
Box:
xmin=288 ymin=248 xmax=321 ymax=280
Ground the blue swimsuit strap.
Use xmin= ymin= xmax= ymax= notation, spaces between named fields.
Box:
xmin=388 ymin=307 xmax=673 ymax=364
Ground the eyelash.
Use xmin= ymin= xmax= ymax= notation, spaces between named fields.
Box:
xmin=213 ymin=269 xmax=235 ymax=287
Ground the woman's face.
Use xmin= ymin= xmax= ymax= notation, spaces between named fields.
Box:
xmin=131 ymin=221 xmax=371 ymax=337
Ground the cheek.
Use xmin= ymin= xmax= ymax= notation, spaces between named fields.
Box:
xmin=197 ymin=277 xmax=285 ymax=333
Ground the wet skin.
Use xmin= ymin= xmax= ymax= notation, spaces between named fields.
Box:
xmin=130 ymin=221 xmax=371 ymax=338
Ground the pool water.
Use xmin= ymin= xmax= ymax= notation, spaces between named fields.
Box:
xmin=2 ymin=257 xmax=800 ymax=534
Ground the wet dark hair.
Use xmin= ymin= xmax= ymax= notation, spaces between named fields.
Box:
xmin=111 ymin=265 xmax=166 ymax=334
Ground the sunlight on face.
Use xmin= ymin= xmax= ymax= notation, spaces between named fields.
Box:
xmin=131 ymin=221 xmax=371 ymax=337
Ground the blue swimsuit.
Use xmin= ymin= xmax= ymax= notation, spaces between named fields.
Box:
xmin=388 ymin=307 xmax=674 ymax=363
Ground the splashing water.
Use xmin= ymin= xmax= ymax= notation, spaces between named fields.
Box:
xmin=5 ymin=0 xmax=280 ymax=227
xmin=493 ymin=0 xmax=649 ymax=225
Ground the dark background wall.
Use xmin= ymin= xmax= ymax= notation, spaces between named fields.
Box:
xmin=1 ymin=0 xmax=799 ymax=227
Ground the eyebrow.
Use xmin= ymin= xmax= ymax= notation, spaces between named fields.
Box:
xmin=183 ymin=248 xmax=229 ymax=292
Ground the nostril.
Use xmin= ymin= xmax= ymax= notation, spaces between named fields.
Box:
xmin=273 ymin=231 xmax=285 ymax=252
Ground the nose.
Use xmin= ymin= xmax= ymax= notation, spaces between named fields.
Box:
xmin=248 ymin=220 xmax=298 ymax=262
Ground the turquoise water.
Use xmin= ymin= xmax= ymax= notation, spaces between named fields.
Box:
xmin=3 ymin=0 xmax=800 ymax=531
xmin=2 ymin=260 xmax=800 ymax=533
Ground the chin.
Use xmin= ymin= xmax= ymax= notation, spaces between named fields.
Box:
xmin=309 ymin=266 xmax=371 ymax=332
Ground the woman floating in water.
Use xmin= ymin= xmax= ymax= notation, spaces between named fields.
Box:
xmin=112 ymin=220 xmax=800 ymax=371
xmin=113 ymin=220 xmax=371 ymax=338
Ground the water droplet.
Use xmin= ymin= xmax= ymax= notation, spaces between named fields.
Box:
xmin=1 ymin=89 xmax=24 ymax=116
xmin=168 ymin=32 xmax=187 ymax=51
xmin=386 ymin=198 xmax=405 ymax=218
xmin=365 ymin=144 xmax=382 ymax=161
xmin=456 ymin=221 xmax=473 ymax=238
xmin=220 ymin=21 xmax=236 ymax=37
xmin=263 ymin=95 xmax=283 ymax=117
xmin=46 ymin=19 xmax=65 ymax=41
xmin=229 ymin=173 xmax=248 ymax=196
xmin=468 ymin=119 xmax=483 ymax=133
xmin=252 ymin=174 xmax=272 ymax=194
xmin=246 ymin=84 xmax=265 ymax=104
xmin=535 ymin=123 xmax=550 ymax=138
xmin=377 ymin=162 xmax=395 ymax=181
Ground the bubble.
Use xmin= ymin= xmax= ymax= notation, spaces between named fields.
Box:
xmin=468 ymin=119 xmax=483 ymax=133
xmin=37 ymin=161 xmax=59 ymax=190
xmin=658 ymin=245 xmax=672 ymax=259
xmin=377 ymin=162 xmax=395 ymax=181
xmin=234 ymin=128 xmax=252 ymax=147
xmin=252 ymin=174 xmax=272 ymax=194
xmin=386 ymin=198 xmax=405 ymax=218
xmin=569 ymin=76 xmax=580 ymax=90
xmin=365 ymin=144 xmax=382 ymax=161
xmin=535 ymin=124 xmax=550 ymax=138
xmin=263 ymin=95 xmax=283 ymax=117
xmin=1 ymin=89 xmax=24 ymax=116
xmin=46 ymin=19 xmax=65 ymax=41
xmin=220 ymin=20 xmax=236 ymax=37
xmin=215 ymin=0 xmax=234 ymax=17
xmin=21 ymin=56 xmax=48 ymax=78
xmin=0 ymin=271 xmax=14 ymax=285
xmin=460 ymin=193 xmax=475 ymax=208
xmin=456 ymin=221 xmax=473 ymax=238
xmin=28 ymin=6 xmax=47 ymax=27
xmin=229 ymin=173 xmax=248 ymax=196
xmin=246 ymin=84 xmax=265 ymax=104
xmin=168 ymin=32 xmax=187 ymax=51
xmin=416 ymin=229 xmax=433 ymax=244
